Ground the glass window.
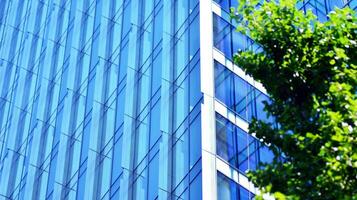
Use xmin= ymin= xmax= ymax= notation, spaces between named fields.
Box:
xmin=217 ymin=172 xmax=239 ymax=200
xmin=214 ymin=61 xmax=273 ymax=122
xmin=237 ymin=126 xmax=259 ymax=172
xmin=213 ymin=0 xmax=239 ymax=12
xmin=175 ymin=31 xmax=189 ymax=79
xmin=245 ymin=87 xmax=256 ymax=122
xmin=144 ymin=0 xmax=154 ymax=19
xmin=232 ymin=31 xmax=247 ymax=54
xmin=215 ymin=113 xmax=273 ymax=173
xmin=189 ymin=63 xmax=201 ymax=110
xmin=152 ymin=50 xmax=162 ymax=93
xmin=230 ymin=0 xmax=239 ymax=10
xmin=119 ymin=42 xmax=129 ymax=82
xmin=173 ymin=78 xmax=189 ymax=130
xmin=236 ymin=127 xmax=249 ymax=172
xmin=239 ymin=185 xmax=255 ymax=200
xmin=141 ymin=22 xmax=153 ymax=64
xmin=173 ymin=130 xmax=189 ymax=188
xmin=189 ymin=15 xmax=200 ymax=59
xmin=213 ymin=0 xmax=229 ymax=12
xmin=255 ymin=92 xmax=275 ymax=124
xmin=259 ymin=145 xmax=274 ymax=165
xmin=213 ymin=14 xmax=233 ymax=60
xmin=153 ymin=4 xmax=163 ymax=48
xmin=190 ymin=115 xmax=201 ymax=168
xmin=234 ymin=75 xmax=249 ymax=120
xmin=175 ymin=0 xmax=189 ymax=30
xmin=215 ymin=61 xmax=234 ymax=109
xmin=217 ymin=172 xmax=255 ymax=200
xmin=189 ymin=0 xmax=199 ymax=10
xmin=216 ymin=114 xmax=237 ymax=167
xmin=148 ymin=154 xmax=159 ymax=200
xmin=190 ymin=173 xmax=202 ymax=200
xmin=133 ymin=169 xmax=148 ymax=200
xmin=135 ymin=118 xmax=149 ymax=167
xmin=150 ymin=100 xmax=161 ymax=148
xmin=111 ymin=131 xmax=123 ymax=181
xmin=138 ymin=73 xmax=151 ymax=112
xmin=122 ymin=5 xmax=132 ymax=38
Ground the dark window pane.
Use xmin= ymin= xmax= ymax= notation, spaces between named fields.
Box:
xmin=213 ymin=14 xmax=233 ymax=59
xmin=216 ymin=114 xmax=237 ymax=167
xmin=215 ymin=61 xmax=234 ymax=109
xmin=217 ymin=172 xmax=238 ymax=200
xmin=216 ymin=113 xmax=274 ymax=173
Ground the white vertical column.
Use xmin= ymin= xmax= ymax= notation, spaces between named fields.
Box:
xmin=199 ymin=1 xmax=217 ymax=200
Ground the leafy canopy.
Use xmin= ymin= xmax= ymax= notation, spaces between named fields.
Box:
xmin=231 ymin=0 xmax=357 ymax=199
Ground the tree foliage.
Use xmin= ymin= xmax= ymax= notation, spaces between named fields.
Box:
xmin=231 ymin=0 xmax=357 ymax=199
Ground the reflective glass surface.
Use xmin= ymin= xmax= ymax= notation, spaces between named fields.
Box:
xmin=213 ymin=0 xmax=356 ymax=198
xmin=217 ymin=172 xmax=255 ymax=200
xmin=216 ymin=114 xmax=274 ymax=173
xmin=0 ymin=0 xmax=355 ymax=199
xmin=0 ymin=0 xmax=202 ymax=199
xmin=214 ymin=61 xmax=273 ymax=123
xmin=213 ymin=13 xmax=258 ymax=60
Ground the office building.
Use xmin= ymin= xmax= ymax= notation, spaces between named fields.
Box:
xmin=0 ymin=0 xmax=355 ymax=199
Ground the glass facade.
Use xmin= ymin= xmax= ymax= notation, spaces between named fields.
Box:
xmin=0 ymin=0 xmax=201 ymax=199
xmin=0 ymin=0 xmax=355 ymax=200
xmin=212 ymin=1 xmax=356 ymax=200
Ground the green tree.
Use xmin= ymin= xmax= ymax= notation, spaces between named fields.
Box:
xmin=231 ymin=0 xmax=357 ymax=199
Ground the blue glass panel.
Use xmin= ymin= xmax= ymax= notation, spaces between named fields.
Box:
xmin=217 ymin=172 xmax=255 ymax=200
xmin=232 ymin=31 xmax=249 ymax=53
xmin=255 ymin=92 xmax=275 ymax=123
xmin=150 ymin=100 xmax=161 ymax=148
xmin=173 ymin=78 xmax=189 ymax=130
xmin=152 ymin=50 xmax=162 ymax=93
xmin=236 ymin=127 xmax=249 ymax=172
xmin=215 ymin=60 xmax=272 ymax=122
xmin=189 ymin=63 xmax=201 ymax=110
xmin=234 ymin=74 xmax=249 ymax=120
xmin=213 ymin=0 xmax=230 ymax=11
xmin=216 ymin=114 xmax=238 ymax=167
xmin=213 ymin=0 xmax=239 ymax=12
xmin=213 ymin=14 xmax=233 ymax=59
xmin=190 ymin=0 xmax=199 ymax=10
xmin=239 ymin=185 xmax=255 ymax=200
xmin=175 ymin=31 xmax=189 ymax=79
xmin=190 ymin=115 xmax=201 ymax=168
xmin=148 ymin=154 xmax=159 ymax=200
xmin=144 ymin=0 xmax=154 ymax=19
xmin=216 ymin=113 xmax=273 ymax=174
xmin=175 ymin=0 xmax=189 ymax=30
xmin=173 ymin=130 xmax=189 ymax=188
xmin=154 ymin=4 xmax=163 ymax=48
xmin=259 ymin=145 xmax=275 ymax=165
xmin=189 ymin=14 xmax=200 ymax=58
xmin=217 ymin=172 xmax=239 ymax=200
xmin=133 ymin=168 xmax=148 ymax=199
xmin=215 ymin=61 xmax=235 ymax=109
xmin=230 ymin=0 xmax=239 ymax=9
xmin=190 ymin=173 xmax=202 ymax=200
